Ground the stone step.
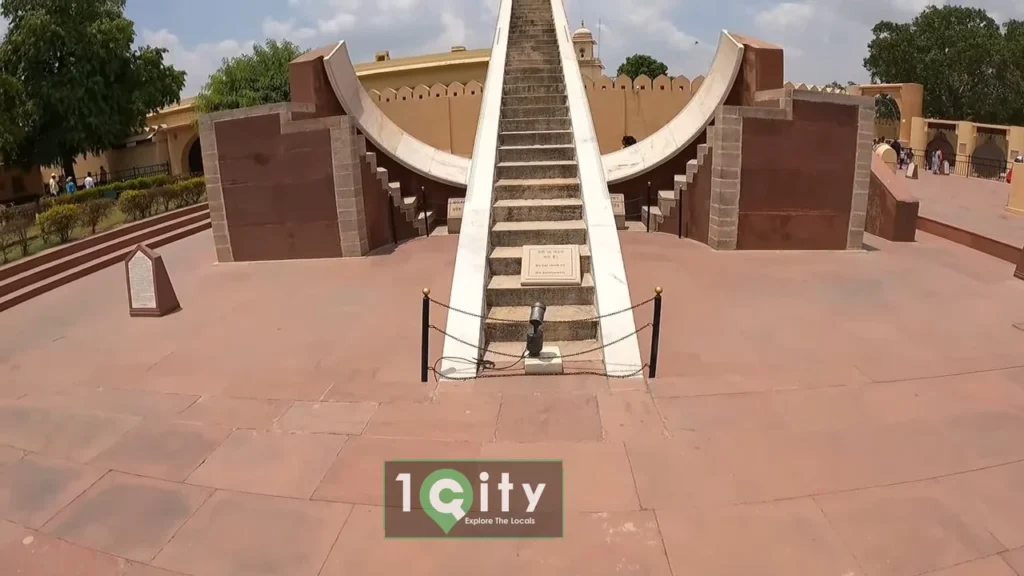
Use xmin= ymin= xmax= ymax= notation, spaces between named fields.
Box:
xmin=496 ymin=160 xmax=577 ymax=180
xmin=484 ymin=305 xmax=599 ymax=342
xmin=503 ymin=84 xmax=565 ymax=96
xmin=508 ymin=35 xmax=557 ymax=42
xmin=486 ymin=273 xmax=595 ymax=306
xmin=500 ymin=130 xmax=573 ymax=147
xmin=507 ymin=49 xmax=559 ymax=58
xmin=500 ymin=117 xmax=570 ymax=132
xmin=504 ymin=57 xmax=561 ymax=69
xmin=489 ymin=245 xmax=591 ymax=276
xmin=504 ymin=74 xmax=563 ymax=86
xmin=502 ymin=94 xmax=566 ymax=107
xmin=493 ymin=178 xmax=580 ymax=200
xmin=498 ymin=144 xmax=575 ymax=163
xmin=501 ymin=105 xmax=566 ymax=120
xmin=490 ymin=219 xmax=587 ymax=247
xmin=482 ymin=340 xmax=604 ymax=373
xmin=506 ymin=65 xmax=561 ymax=77
xmin=493 ymin=198 xmax=583 ymax=222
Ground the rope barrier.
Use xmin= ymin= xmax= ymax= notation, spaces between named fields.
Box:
xmin=427 ymin=296 xmax=656 ymax=323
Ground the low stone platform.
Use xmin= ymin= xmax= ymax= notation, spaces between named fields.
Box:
xmin=1 ymin=230 xmax=1024 ymax=575
xmin=906 ymin=169 xmax=1024 ymax=249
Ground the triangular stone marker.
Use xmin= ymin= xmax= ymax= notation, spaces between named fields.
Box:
xmin=905 ymin=162 xmax=918 ymax=179
xmin=125 ymin=244 xmax=180 ymax=317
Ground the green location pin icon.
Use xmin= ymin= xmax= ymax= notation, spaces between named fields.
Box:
xmin=419 ymin=468 xmax=473 ymax=534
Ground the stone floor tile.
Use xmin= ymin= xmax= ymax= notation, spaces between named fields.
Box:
xmin=1002 ymin=547 xmax=1024 ymax=575
xmin=0 ymin=454 xmax=107 ymax=528
xmin=152 ymin=490 xmax=350 ymax=576
xmin=177 ymin=396 xmax=291 ymax=429
xmin=817 ymin=480 xmax=1006 ymax=576
xmin=496 ymin=393 xmax=602 ymax=442
xmin=655 ymin=499 xmax=861 ymax=576
xmin=0 ymin=403 xmax=140 ymax=463
xmin=514 ymin=510 xmax=672 ymax=575
xmin=481 ymin=441 xmax=639 ymax=512
xmin=42 ymin=471 xmax=211 ymax=562
xmin=90 ymin=420 xmax=231 ymax=481
xmin=276 ymin=401 xmax=378 ymax=435
xmin=312 ymin=436 xmax=480 ymax=505
xmin=939 ymin=461 xmax=1024 ymax=550
xmin=17 ymin=388 xmax=199 ymax=419
xmin=597 ymin=391 xmax=669 ymax=441
xmin=0 ymin=445 xmax=24 ymax=467
xmin=363 ymin=392 xmax=501 ymax=442
xmin=924 ymin=556 xmax=1019 ymax=576
xmin=186 ymin=429 xmax=347 ymax=498
xmin=319 ymin=504 xmax=518 ymax=576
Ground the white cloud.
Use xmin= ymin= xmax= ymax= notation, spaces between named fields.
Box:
xmin=263 ymin=17 xmax=317 ymax=40
xmin=317 ymin=13 xmax=357 ymax=34
xmin=141 ymin=29 xmax=253 ymax=96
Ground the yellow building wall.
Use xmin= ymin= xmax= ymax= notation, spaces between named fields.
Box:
xmin=0 ymin=165 xmax=42 ymax=201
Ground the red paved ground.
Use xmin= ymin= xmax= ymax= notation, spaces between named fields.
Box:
xmin=1 ymin=230 xmax=1023 ymax=575
xmin=904 ymin=170 xmax=1024 ymax=247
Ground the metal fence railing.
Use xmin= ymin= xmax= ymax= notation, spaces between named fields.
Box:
xmin=41 ymin=162 xmax=172 ymax=196
xmin=910 ymin=149 xmax=1011 ymax=181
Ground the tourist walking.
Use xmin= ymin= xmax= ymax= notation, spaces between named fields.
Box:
xmin=84 ymin=172 xmax=95 ymax=189
xmin=48 ymin=174 xmax=59 ymax=196
xmin=64 ymin=177 xmax=76 ymax=195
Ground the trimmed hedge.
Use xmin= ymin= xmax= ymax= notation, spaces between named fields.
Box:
xmin=117 ymin=190 xmax=154 ymax=221
xmin=40 ymin=174 xmax=176 ymax=210
xmin=38 ymin=205 xmax=82 ymax=244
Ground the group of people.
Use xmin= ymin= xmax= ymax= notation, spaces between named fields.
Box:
xmin=47 ymin=168 xmax=104 ymax=196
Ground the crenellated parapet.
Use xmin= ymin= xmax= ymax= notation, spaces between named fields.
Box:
xmin=366 ymin=81 xmax=485 ymax=103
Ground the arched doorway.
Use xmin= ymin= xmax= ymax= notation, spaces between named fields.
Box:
xmin=186 ymin=138 xmax=204 ymax=175
xmin=847 ymin=83 xmax=923 ymax=144
xmin=926 ymin=131 xmax=956 ymax=172
xmin=971 ymin=132 xmax=1008 ymax=180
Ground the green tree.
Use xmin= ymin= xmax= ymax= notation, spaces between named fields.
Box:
xmin=0 ymin=0 xmax=186 ymax=180
xmin=616 ymin=54 xmax=669 ymax=81
xmin=863 ymin=5 xmax=1020 ymax=124
xmin=195 ymin=40 xmax=307 ymax=115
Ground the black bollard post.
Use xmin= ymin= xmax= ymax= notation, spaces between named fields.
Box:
xmin=645 ymin=181 xmax=652 ymax=232
xmin=421 ymin=288 xmax=430 ymax=382
xmin=418 ymin=186 xmax=427 ymax=237
xmin=649 ymin=287 xmax=663 ymax=379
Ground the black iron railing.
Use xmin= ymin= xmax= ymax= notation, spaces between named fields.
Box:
xmin=910 ymin=149 xmax=1011 ymax=181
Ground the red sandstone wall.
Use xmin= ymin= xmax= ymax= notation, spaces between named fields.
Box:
xmin=737 ymin=100 xmax=858 ymax=250
xmin=214 ymin=113 xmax=343 ymax=261
xmin=866 ymin=155 xmax=918 ymax=242
xmin=1016 ymin=247 xmax=1024 ymax=280
xmin=359 ymin=157 xmax=394 ymax=251
xmin=687 ymin=155 xmax=713 ymax=244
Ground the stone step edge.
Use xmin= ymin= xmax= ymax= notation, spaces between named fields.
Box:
xmin=0 ymin=202 xmax=208 ymax=283
xmin=0 ymin=219 xmax=211 ymax=314
xmin=0 ymin=208 xmax=211 ymax=299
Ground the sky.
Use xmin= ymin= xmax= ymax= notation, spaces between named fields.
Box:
xmin=5 ymin=0 xmax=1024 ymax=96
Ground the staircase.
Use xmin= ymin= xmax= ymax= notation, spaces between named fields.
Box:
xmin=642 ymin=131 xmax=714 ymax=234
xmin=482 ymin=0 xmax=601 ymax=368
xmin=357 ymin=135 xmax=434 ymax=237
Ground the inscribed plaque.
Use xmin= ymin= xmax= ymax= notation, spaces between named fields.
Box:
xmin=520 ymin=245 xmax=581 ymax=286
xmin=128 ymin=251 xmax=156 ymax=309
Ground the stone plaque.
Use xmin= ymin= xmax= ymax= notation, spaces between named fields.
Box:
xmin=447 ymin=198 xmax=464 ymax=234
xmin=520 ymin=245 xmax=581 ymax=287
xmin=941 ymin=160 xmax=950 ymax=175
xmin=609 ymin=194 xmax=626 ymax=230
xmin=128 ymin=252 xmax=156 ymax=309
xmin=905 ymin=162 xmax=918 ymax=180
xmin=124 ymin=245 xmax=180 ymax=317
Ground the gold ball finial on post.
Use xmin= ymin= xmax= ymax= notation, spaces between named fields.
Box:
xmin=655 ymin=286 xmax=663 ymax=295
xmin=422 ymin=288 xmax=431 ymax=297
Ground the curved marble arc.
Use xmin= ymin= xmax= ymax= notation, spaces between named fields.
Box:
xmin=323 ymin=41 xmax=471 ymax=188
xmin=600 ymin=31 xmax=745 ymax=184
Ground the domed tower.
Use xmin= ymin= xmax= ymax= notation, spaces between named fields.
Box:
xmin=572 ymin=21 xmax=604 ymax=81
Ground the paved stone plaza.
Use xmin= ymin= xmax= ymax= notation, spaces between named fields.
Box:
xmin=1 ymin=230 xmax=1024 ymax=575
